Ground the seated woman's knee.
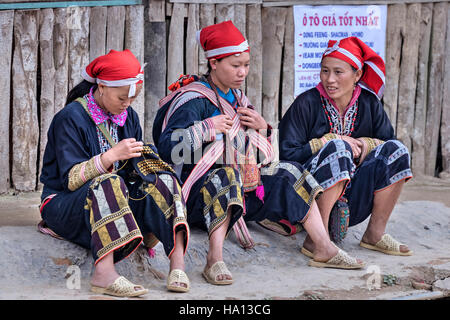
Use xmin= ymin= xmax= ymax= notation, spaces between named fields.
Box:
xmin=379 ymin=139 xmax=411 ymax=156
xmin=322 ymin=139 xmax=353 ymax=160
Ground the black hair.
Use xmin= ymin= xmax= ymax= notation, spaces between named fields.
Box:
xmin=65 ymin=80 xmax=97 ymax=106
xmin=206 ymin=57 xmax=223 ymax=75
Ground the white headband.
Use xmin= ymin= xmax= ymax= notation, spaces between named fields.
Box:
xmin=81 ymin=63 xmax=146 ymax=97
xmin=196 ymin=30 xmax=249 ymax=59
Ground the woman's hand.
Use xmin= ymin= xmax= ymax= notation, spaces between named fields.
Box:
xmin=340 ymin=135 xmax=363 ymax=159
xmin=236 ymin=107 xmax=268 ymax=130
xmin=101 ymin=138 xmax=144 ymax=169
xmin=211 ymin=114 xmax=233 ymax=134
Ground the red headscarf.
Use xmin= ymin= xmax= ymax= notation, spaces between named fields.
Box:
xmin=196 ymin=20 xmax=249 ymax=60
xmin=82 ymin=49 xmax=144 ymax=97
xmin=322 ymin=37 xmax=385 ymax=99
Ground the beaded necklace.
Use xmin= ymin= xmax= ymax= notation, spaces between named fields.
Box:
xmin=320 ymin=95 xmax=358 ymax=136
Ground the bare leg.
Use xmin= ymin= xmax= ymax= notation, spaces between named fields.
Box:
xmin=302 ymin=201 xmax=337 ymax=262
xmin=206 ymin=210 xmax=232 ymax=281
xmin=169 ymin=230 xmax=186 ymax=271
xmin=361 ymin=180 xmax=410 ymax=253
xmin=168 ymin=230 xmax=187 ymax=288
xmin=316 ymin=181 xmax=346 ymax=227
xmin=303 ymin=180 xmax=346 ymax=253
xmin=90 ymin=252 xmax=120 ymax=288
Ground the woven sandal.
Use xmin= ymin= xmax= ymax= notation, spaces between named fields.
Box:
xmin=360 ymin=234 xmax=413 ymax=256
xmin=91 ymin=276 xmax=148 ymax=297
xmin=308 ymin=249 xmax=365 ymax=270
xmin=167 ymin=269 xmax=190 ymax=293
xmin=202 ymin=261 xmax=233 ymax=285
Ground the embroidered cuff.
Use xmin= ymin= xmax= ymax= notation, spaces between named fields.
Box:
xmin=309 ymin=133 xmax=340 ymax=154
xmin=187 ymin=118 xmax=216 ymax=150
xmin=68 ymin=155 xmax=107 ymax=191
xmin=359 ymin=137 xmax=384 ymax=154
xmin=358 ymin=137 xmax=384 ymax=164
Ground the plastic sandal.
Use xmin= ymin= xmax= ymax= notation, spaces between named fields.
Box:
xmin=91 ymin=276 xmax=148 ymax=297
xmin=202 ymin=261 xmax=233 ymax=285
xmin=167 ymin=269 xmax=190 ymax=293
xmin=308 ymin=249 xmax=365 ymax=270
xmin=360 ymin=234 xmax=413 ymax=256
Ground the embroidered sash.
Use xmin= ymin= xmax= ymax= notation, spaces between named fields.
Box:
xmin=159 ymin=82 xmax=274 ymax=201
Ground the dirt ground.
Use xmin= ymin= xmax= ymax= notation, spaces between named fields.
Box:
xmin=0 ymin=175 xmax=449 ymax=300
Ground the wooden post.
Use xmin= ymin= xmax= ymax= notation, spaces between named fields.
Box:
xmin=68 ymin=6 xmax=90 ymax=91
xmin=39 ymin=8 xmax=55 ymax=187
xmin=246 ymin=4 xmax=262 ymax=113
xmin=216 ymin=4 xmax=234 ymax=23
xmin=383 ymin=4 xmax=406 ymax=128
xmin=89 ymin=6 xmax=107 ymax=62
xmin=106 ymin=6 xmax=125 ymax=52
xmin=261 ymin=7 xmax=287 ymax=127
xmin=53 ymin=8 xmax=69 ymax=113
xmin=281 ymin=7 xmax=294 ymax=118
xmin=425 ymin=2 xmax=447 ymax=176
xmin=144 ymin=0 xmax=166 ymax=142
xmin=396 ymin=3 xmax=421 ymax=153
xmin=167 ymin=3 xmax=185 ymax=94
xmin=0 ymin=10 xmax=14 ymax=194
xmin=412 ymin=3 xmax=433 ymax=177
xmin=12 ymin=10 xmax=39 ymax=191
xmin=186 ymin=3 xmax=199 ymax=76
xmin=125 ymin=4 xmax=145 ymax=133
xmin=439 ymin=3 xmax=450 ymax=178
xmin=198 ymin=4 xmax=215 ymax=75
xmin=234 ymin=4 xmax=246 ymax=93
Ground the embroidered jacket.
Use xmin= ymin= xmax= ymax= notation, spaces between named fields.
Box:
xmin=40 ymin=100 xmax=141 ymax=200
xmin=279 ymin=86 xmax=395 ymax=165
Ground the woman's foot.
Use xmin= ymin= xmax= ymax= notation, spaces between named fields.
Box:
xmin=91 ymin=254 xmax=147 ymax=295
xmin=203 ymin=260 xmax=233 ymax=285
xmin=168 ymin=231 xmax=188 ymax=291
xmin=205 ymin=253 xmax=233 ymax=282
xmin=309 ymin=248 xmax=365 ymax=269
xmin=91 ymin=276 xmax=148 ymax=297
xmin=301 ymin=234 xmax=315 ymax=257
xmin=167 ymin=269 xmax=190 ymax=293
xmin=302 ymin=235 xmax=364 ymax=267
xmin=362 ymin=229 xmax=410 ymax=254
xmin=205 ymin=211 xmax=232 ymax=283
xmin=311 ymin=241 xmax=339 ymax=263
xmin=90 ymin=268 xmax=121 ymax=289
xmin=90 ymin=252 xmax=121 ymax=288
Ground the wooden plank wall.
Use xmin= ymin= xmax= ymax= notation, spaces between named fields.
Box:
xmin=0 ymin=0 xmax=448 ymax=194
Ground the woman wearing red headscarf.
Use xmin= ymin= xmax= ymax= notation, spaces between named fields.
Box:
xmin=39 ymin=49 xmax=190 ymax=296
xmin=279 ymin=37 xmax=413 ymax=257
xmin=154 ymin=21 xmax=366 ymax=286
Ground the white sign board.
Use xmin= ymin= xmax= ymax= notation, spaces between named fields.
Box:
xmin=293 ymin=5 xmax=387 ymax=97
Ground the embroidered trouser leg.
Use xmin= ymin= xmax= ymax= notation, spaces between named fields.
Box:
xmin=305 ymin=139 xmax=355 ymax=192
xmin=87 ymin=173 xmax=143 ymax=264
xmin=345 ymin=140 xmax=413 ymax=226
xmin=128 ymin=173 xmax=189 ymax=258
xmin=41 ymin=173 xmax=143 ymax=265
xmin=244 ymin=160 xmax=323 ymax=224
xmin=186 ymin=167 xmax=244 ymax=236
